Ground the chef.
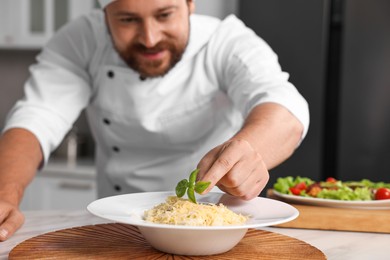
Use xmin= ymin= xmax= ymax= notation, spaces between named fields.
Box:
xmin=0 ymin=0 xmax=309 ymax=241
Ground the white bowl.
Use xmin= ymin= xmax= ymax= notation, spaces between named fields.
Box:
xmin=87 ymin=191 xmax=298 ymax=255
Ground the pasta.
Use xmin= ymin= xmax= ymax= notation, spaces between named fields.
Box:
xmin=144 ymin=196 xmax=248 ymax=226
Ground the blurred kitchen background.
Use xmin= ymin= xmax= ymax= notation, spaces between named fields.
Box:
xmin=240 ymin=0 xmax=390 ymax=191
xmin=0 ymin=0 xmax=389 ymax=209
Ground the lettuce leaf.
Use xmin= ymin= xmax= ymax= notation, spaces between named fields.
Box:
xmin=273 ymin=176 xmax=314 ymax=194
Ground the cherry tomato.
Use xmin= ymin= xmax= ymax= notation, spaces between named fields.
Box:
xmin=289 ymin=187 xmax=302 ymax=195
xmin=375 ymin=188 xmax=390 ymax=200
xmin=294 ymin=182 xmax=307 ymax=190
xmin=326 ymin=177 xmax=337 ymax=183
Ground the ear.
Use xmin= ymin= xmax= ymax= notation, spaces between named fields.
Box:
xmin=187 ymin=0 xmax=195 ymax=14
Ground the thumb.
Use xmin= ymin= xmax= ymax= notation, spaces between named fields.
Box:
xmin=0 ymin=209 xmax=25 ymax=241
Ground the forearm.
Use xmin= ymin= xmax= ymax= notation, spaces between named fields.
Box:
xmin=0 ymin=128 xmax=43 ymax=206
xmin=232 ymin=102 xmax=304 ymax=170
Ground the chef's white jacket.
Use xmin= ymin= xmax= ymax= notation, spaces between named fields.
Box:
xmin=4 ymin=11 xmax=309 ymax=198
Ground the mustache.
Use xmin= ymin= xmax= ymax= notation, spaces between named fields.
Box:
xmin=132 ymin=41 xmax=173 ymax=53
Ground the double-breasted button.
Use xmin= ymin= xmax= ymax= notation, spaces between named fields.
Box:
xmin=114 ymin=185 xmax=122 ymax=192
xmin=112 ymin=146 xmax=120 ymax=153
xmin=107 ymin=70 xmax=114 ymax=78
xmin=103 ymin=118 xmax=111 ymax=125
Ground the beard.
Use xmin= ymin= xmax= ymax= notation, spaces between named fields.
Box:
xmin=118 ymin=38 xmax=188 ymax=79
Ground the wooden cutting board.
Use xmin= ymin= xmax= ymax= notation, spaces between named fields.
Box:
xmin=268 ymin=190 xmax=390 ymax=233
xmin=9 ymin=223 xmax=326 ymax=259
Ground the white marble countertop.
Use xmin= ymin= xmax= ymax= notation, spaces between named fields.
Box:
xmin=1 ymin=210 xmax=389 ymax=260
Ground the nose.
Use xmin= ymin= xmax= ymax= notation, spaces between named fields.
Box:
xmin=139 ymin=19 xmax=162 ymax=48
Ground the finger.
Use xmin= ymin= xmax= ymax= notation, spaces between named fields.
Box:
xmin=0 ymin=210 xmax=25 ymax=241
xmin=196 ymin=146 xmax=221 ymax=181
xmin=217 ymin=167 xmax=269 ymax=200
xmin=219 ymin=168 xmax=259 ymax=197
xmin=200 ymin=142 xmax=243 ymax=193
xmin=243 ymin=168 xmax=269 ymax=199
xmin=211 ymin=138 xmax=261 ymax=189
xmin=219 ymin=162 xmax=269 ymax=200
xmin=217 ymin=152 xmax=259 ymax=188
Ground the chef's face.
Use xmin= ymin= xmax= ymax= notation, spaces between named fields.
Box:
xmin=105 ymin=0 xmax=194 ymax=78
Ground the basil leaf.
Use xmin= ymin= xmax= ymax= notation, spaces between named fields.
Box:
xmin=176 ymin=179 xmax=189 ymax=197
xmin=194 ymin=181 xmax=211 ymax=194
xmin=188 ymin=169 xmax=199 ymax=188
xmin=187 ymin=187 xmax=196 ymax=203
xmin=175 ymin=169 xmax=208 ymax=203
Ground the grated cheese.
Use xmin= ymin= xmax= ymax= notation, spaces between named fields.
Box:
xmin=143 ymin=196 xmax=248 ymax=226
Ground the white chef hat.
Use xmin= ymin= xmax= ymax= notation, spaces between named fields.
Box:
xmin=99 ymin=0 xmax=193 ymax=9
xmin=98 ymin=0 xmax=117 ymax=9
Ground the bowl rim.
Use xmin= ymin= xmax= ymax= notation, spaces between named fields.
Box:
xmin=87 ymin=191 xmax=299 ymax=230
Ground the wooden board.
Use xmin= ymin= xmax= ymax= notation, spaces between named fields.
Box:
xmin=9 ymin=223 xmax=326 ymax=260
xmin=268 ymin=190 xmax=390 ymax=233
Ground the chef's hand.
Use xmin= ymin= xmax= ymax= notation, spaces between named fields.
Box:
xmin=197 ymin=138 xmax=269 ymax=200
xmin=0 ymin=200 xmax=24 ymax=242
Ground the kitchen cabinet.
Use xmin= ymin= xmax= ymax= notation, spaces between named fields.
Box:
xmin=20 ymin=160 xmax=97 ymax=210
xmin=0 ymin=0 xmax=97 ymax=49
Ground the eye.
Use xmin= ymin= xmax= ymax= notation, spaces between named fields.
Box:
xmin=119 ymin=16 xmax=140 ymax=24
xmin=157 ymin=12 xmax=172 ymax=20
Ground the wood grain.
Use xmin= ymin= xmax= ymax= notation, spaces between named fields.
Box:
xmin=9 ymin=223 xmax=326 ymax=259
xmin=268 ymin=189 xmax=390 ymax=233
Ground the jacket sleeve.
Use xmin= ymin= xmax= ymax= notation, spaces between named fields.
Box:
xmin=3 ymin=14 xmax=97 ymax=165
xmin=207 ymin=15 xmax=310 ymax=141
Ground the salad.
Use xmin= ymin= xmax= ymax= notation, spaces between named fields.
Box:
xmin=273 ymin=176 xmax=390 ymax=201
